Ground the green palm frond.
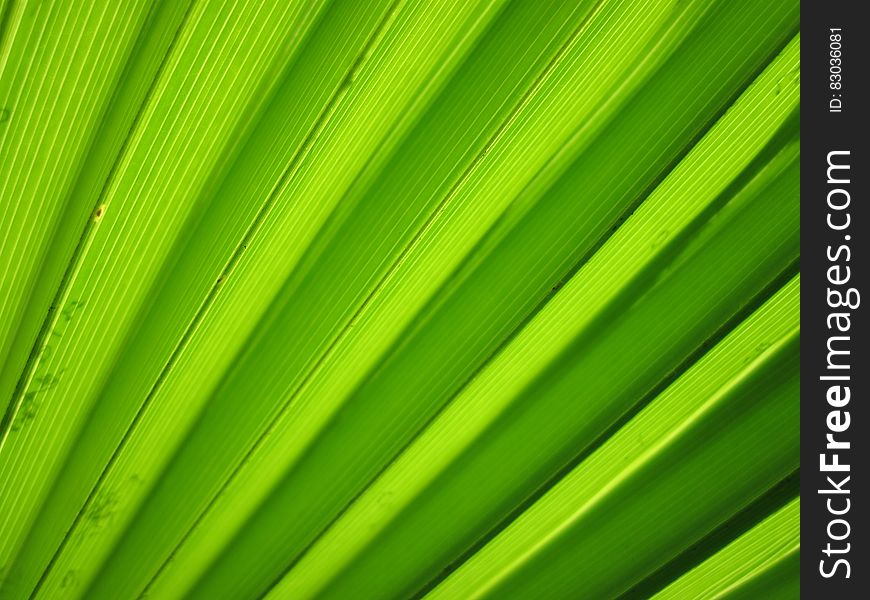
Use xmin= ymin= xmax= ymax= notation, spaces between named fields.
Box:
xmin=0 ymin=0 xmax=799 ymax=598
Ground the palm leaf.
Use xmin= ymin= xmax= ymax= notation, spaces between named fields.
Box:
xmin=0 ymin=0 xmax=799 ymax=598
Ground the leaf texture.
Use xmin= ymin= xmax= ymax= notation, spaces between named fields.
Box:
xmin=0 ymin=0 xmax=800 ymax=598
